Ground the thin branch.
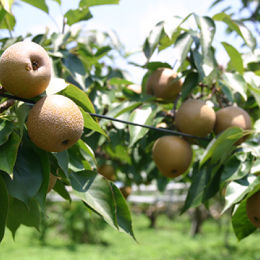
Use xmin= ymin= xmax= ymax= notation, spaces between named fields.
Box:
xmin=0 ymin=93 xmax=209 ymax=140
xmin=0 ymin=99 xmax=15 ymax=113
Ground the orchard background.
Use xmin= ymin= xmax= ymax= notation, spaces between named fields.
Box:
xmin=0 ymin=0 xmax=260 ymax=258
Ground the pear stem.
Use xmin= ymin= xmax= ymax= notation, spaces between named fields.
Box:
xmin=0 ymin=93 xmax=209 ymax=140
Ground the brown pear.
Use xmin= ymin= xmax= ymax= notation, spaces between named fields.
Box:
xmin=175 ymin=99 xmax=216 ymax=137
xmin=214 ymin=106 xmax=251 ymax=144
xmin=146 ymin=68 xmax=182 ymax=101
xmin=0 ymin=41 xmax=51 ymax=98
xmin=152 ymin=136 xmax=193 ymax=178
xmin=27 ymin=94 xmax=84 ymax=152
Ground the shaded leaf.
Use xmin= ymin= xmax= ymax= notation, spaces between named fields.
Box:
xmin=0 ymin=131 xmax=21 ymax=174
xmin=200 ymin=127 xmax=244 ymax=166
xmin=181 ymin=71 xmax=199 ymax=100
xmin=70 ymin=171 xmax=135 ymax=239
xmin=0 ymin=120 xmax=14 ymax=146
xmin=7 ymin=138 xmax=43 ymax=205
xmin=7 ymin=198 xmax=41 ymax=238
xmin=232 ymin=199 xmax=257 ymax=240
xmin=0 ymin=173 xmax=8 ymax=242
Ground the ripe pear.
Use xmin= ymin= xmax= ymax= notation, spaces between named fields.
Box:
xmin=214 ymin=106 xmax=251 ymax=144
xmin=246 ymin=190 xmax=260 ymax=228
xmin=98 ymin=164 xmax=116 ymax=181
xmin=152 ymin=136 xmax=193 ymax=178
xmin=0 ymin=41 xmax=51 ymax=99
xmin=27 ymin=94 xmax=84 ymax=152
xmin=175 ymin=99 xmax=216 ymax=137
xmin=146 ymin=68 xmax=182 ymax=101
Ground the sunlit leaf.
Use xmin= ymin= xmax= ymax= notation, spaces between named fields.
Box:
xmin=173 ymin=32 xmax=193 ymax=67
xmin=65 ymin=6 xmax=92 ymax=26
xmin=80 ymin=0 xmax=120 ymax=7
xmin=221 ymin=72 xmax=247 ymax=101
xmin=222 ymin=42 xmax=244 ymax=74
xmin=21 ymin=0 xmax=48 ymax=13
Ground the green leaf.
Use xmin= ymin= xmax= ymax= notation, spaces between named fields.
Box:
xmin=232 ymin=199 xmax=257 ymax=240
xmin=33 ymin=148 xmax=50 ymax=208
xmin=111 ymin=183 xmax=135 ymax=239
xmin=221 ymin=72 xmax=247 ymax=100
xmin=68 ymin=143 xmax=92 ymax=172
xmin=65 ymin=6 xmax=92 ymax=26
xmin=81 ymin=109 xmax=108 ymax=137
xmin=244 ymin=72 xmax=260 ymax=108
xmin=53 ymin=179 xmax=72 ymax=202
xmin=80 ymin=0 xmax=120 ymax=7
xmin=59 ymin=84 xmax=95 ymax=113
xmin=194 ymin=15 xmax=216 ymax=58
xmin=109 ymin=78 xmax=133 ymax=86
xmin=181 ymin=162 xmax=221 ymax=212
xmin=222 ymin=42 xmax=244 ymax=74
xmin=7 ymin=198 xmax=41 ymax=238
xmin=0 ymin=0 xmax=14 ymax=12
xmin=223 ymin=175 xmax=260 ymax=213
xmin=20 ymin=0 xmax=48 ymax=13
xmin=7 ymin=138 xmax=43 ymax=204
xmin=0 ymin=131 xmax=21 ymax=174
xmin=200 ymin=127 xmax=244 ymax=166
xmin=0 ymin=173 xmax=8 ymax=242
xmin=213 ymin=12 xmax=256 ymax=50
xmin=52 ymin=151 xmax=69 ymax=177
xmin=69 ymin=170 xmax=135 ymax=239
xmin=0 ymin=8 xmax=15 ymax=30
xmin=143 ymin=22 xmax=163 ymax=59
xmin=0 ymin=120 xmax=14 ymax=146
xmin=181 ymin=72 xmax=199 ymax=100
xmin=173 ymin=32 xmax=193 ymax=68
xmin=128 ymin=105 xmax=156 ymax=146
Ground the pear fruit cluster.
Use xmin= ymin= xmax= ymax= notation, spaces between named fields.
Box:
xmin=0 ymin=41 xmax=84 ymax=152
xmin=149 ymin=68 xmax=252 ymax=178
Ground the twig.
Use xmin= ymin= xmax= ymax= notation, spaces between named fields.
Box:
xmin=0 ymin=93 xmax=210 ymax=140
xmin=0 ymin=99 xmax=15 ymax=113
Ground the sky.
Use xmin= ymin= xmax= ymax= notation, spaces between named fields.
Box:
xmin=10 ymin=0 xmax=242 ymax=83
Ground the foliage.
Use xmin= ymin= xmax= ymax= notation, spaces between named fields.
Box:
xmin=0 ymin=0 xmax=260 ymax=244
xmin=1 ymin=213 xmax=260 ymax=260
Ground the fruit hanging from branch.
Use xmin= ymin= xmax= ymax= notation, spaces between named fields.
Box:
xmin=152 ymin=135 xmax=193 ymax=178
xmin=146 ymin=68 xmax=182 ymax=102
xmin=175 ymin=99 xmax=216 ymax=138
xmin=26 ymin=94 xmax=84 ymax=152
xmin=0 ymin=41 xmax=51 ymax=99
